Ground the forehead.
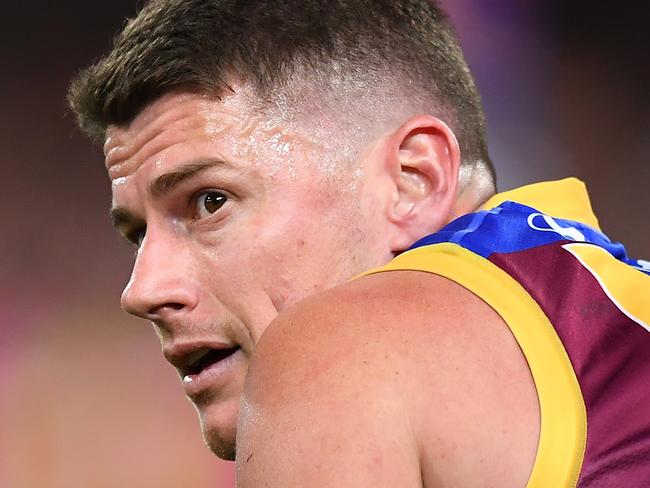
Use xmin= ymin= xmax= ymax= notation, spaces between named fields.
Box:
xmin=103 ymin=90 xmax=264 ymax=179
xmin=101 ymin=85 xmax=359 ymax=197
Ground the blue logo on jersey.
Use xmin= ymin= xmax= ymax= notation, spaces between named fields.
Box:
xmin=409 ymin=201 xmax=648 ymax=275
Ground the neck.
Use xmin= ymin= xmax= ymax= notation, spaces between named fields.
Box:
xmin=449 ymin=165 xmax=496 ymax=223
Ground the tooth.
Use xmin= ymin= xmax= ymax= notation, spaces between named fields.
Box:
xmin=183 ymin=375 xmax=193 ymax=384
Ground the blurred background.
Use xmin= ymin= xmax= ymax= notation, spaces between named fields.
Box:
xmin=1 ymin=1 xmax=648 ymax=486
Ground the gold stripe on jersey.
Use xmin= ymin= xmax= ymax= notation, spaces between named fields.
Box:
xmin=481 ymin=178 xmax=600 ymax=230
xmin=563 ymin=243 xmax=650 ymax=332
xmin=361 ymin=243 xmax=587 ymax=488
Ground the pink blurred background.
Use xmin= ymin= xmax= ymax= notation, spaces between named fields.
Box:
xmin=1 ymin=1 xmax=648 ymax=486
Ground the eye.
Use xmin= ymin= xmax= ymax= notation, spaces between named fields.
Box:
xmin=195 ymin=191 xmax=228 ymax=219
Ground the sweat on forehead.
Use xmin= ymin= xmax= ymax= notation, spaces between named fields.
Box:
xmin=103 ymin=90 xmax=251 ymax=154
xmin=102 ymin=88 xmax=359 ymax=187
xmin=103 ymin=71 xmax=408 ymax=177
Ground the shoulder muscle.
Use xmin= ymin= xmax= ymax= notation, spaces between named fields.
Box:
xmin=236 ymin=270 xmax=539 ymax=487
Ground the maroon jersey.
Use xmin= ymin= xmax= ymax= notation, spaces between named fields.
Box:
xmin=364 ymin=179 xmax=650 ymax=486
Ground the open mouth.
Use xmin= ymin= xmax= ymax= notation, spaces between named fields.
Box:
xmin=185 ymin=347 xmax=240 ymax=376
xmin=164 ymin=342 xmax=243 ymax=388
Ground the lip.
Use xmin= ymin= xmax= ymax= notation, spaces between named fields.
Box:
xmin=163 ymin=341 xmax=243 ymax=399
xmin=180 ymin=346 xmax=243 ymax=398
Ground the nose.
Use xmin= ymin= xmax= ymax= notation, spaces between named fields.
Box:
xmin=121 ymin=232 xmax=199 ymax=321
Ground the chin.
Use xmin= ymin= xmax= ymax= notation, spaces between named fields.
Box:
xmin=202 ymin=422 xmax=237 ymax=460
xmin=198 ymin=399 xmax=239 ymax=460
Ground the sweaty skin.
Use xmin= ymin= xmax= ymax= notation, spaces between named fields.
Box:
xmin=106 ymin=89 xmax=393 ymax=459
xmin=106 ymin=88 xmax=540 ymax=485
xmin=237 ymin=271 xmax=541 ymax=487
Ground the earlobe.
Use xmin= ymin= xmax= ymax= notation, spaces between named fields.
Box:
xmin=386 ymin=116 xmax=461 ymax=252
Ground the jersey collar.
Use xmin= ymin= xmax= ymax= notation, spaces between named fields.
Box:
xmin=480 ymin=178 xmax=601 ymax=230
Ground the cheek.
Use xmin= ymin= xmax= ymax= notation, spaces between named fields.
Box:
xmin=253 ymin=198 xmax=360 ymax=284
xmin=213 ymin=175 xmax=368 ymax=306
xmin=231 ymin=201 xmax=325 ymax=298
xmin=245 ymin=185 xmax=325 ymax=244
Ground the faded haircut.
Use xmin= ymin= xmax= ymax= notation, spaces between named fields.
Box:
xmin=68 ymin=0 xmax=494 ymax=182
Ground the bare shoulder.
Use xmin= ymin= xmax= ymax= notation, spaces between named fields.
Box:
xmin=236 ymin=271 xmax=540 ymax=487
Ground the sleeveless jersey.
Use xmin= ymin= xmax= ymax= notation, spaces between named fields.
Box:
xmin=363 ymin=178 xmax=650 ymax=487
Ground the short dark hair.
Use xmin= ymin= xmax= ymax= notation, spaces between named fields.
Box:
xmin=68 ymin=0 xmax=493 ymax=178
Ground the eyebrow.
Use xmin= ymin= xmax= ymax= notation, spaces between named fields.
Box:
xmin=109 ymin=158 xmax=227 ymax=236
xmin=149 ymin=159 xmax=226 ymax=199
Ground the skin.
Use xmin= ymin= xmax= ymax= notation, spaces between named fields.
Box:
xmin=237 ymin=272 xmax=540 ymax=487
xmin=106 ymin=87 xmax=540 ymax=485
xmin=106 ymin=88 xmax=394 ymax=459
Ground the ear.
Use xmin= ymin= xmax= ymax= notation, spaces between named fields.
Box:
xmin=385 ymin=115 xmax=461 ymax=252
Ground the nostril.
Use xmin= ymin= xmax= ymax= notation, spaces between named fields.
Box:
xmin=149 ymin=302 xmax=186 ymax=316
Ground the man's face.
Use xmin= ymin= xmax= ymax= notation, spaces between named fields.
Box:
xmin=105 ymin=90 xmax=390 ymax=459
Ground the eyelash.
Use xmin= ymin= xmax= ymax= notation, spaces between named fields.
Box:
xmin=191 ymin=189 xmax=229 ymax=221
xmin=123 ymin=189 xmax=230 ymax=249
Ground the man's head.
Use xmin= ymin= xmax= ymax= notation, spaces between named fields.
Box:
xmin=68 ymin=0 xmax=495 ymax=459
